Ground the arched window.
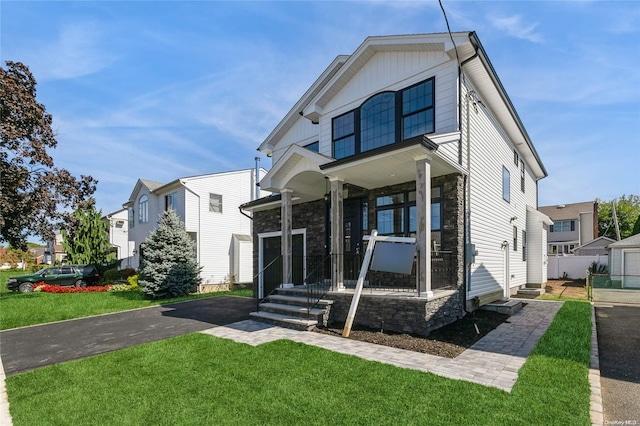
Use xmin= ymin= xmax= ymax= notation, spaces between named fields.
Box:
xmin=360 ymin=92 xmax=395 ymax=152
xmin=138 ymin=195 xmax=148 ymax=223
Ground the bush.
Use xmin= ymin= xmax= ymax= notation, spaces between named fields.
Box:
xmin=103 ymin=268 xmax=137 ymax=283
xmin=138 ymin=210 xmax=201 ymax=299
xmin=107 ymin=284 xmax=140 ymax=293
xmin=35 ymin=284 xmax=112 ymax=293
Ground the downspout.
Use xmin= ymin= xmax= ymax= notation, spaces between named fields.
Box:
xmin=460 ymin=32 xmax=480 ymax=313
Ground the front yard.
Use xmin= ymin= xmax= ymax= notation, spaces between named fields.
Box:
xmin=0 ymin=270 xmax=251 ymax=330
xmin=5 ymin=302 xmax=592 ymax=425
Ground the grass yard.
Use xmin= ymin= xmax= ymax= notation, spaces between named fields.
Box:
xmin=5 ymin=302 xmax=592 ymax=425
xmin=0 ymin=270 xmax=252 ymax=330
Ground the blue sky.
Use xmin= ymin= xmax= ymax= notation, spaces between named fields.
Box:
xmin=2 ymin=0 xmax=639 ymax=218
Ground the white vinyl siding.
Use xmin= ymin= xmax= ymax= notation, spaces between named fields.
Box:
xmin=271 ymin=51 xmax=459 ymax=164
xmin=182 ymin=170 xmax=263 ymax=284
xmin=463 ymin=80 xmax=538 ymax=300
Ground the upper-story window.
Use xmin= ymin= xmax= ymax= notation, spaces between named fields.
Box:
xmin=209 ymin=193 xmax=222 ymax=213
xmin=138 ymin=195 xmax=148 ymax=223
xmin=361 ymin=92 xmax=395 ymax=152
xmin=128 ymin=208 xmax=134 ymax=228
xmin=551 ymin=220 xmax=575 ymax=232
xmin=520 ymin=159 xmax=525 ymax=193
xmin=165 ymin=192 xmax=177 ymax=211
xmin=332 ymin=78 xmax=435 ymax=160
xmin=502 ymin=166 xmax=510 ymax=203
xmin=304 ymin=141 xmax=319 ymax=153
xmin=402 ymin=79 xmax=434 ymax=139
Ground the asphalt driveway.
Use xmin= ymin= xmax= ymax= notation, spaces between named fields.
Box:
xmin=0 ymin=296 xmax=255 ymax=376
xmin=595 ymin=303 xmax=640 ymax=424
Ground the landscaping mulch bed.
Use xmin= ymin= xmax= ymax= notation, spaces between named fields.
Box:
xmin=314 ymin=309 xmax=510 ymax=358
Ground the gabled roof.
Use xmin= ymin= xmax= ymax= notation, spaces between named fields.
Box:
xmin=124 ymin=179 xmax=165 ymax=206
xmin=258 ymin=55 xmax=349 ymax=155
xmin=573 ymin=236 xmax=616 ymax=250
xmin=539 ymin=201 xmax=597 ymax=221
xmin=608 ymin=233 xmax=640 ymax=248
xmin=258 ymin=32 xmax=546 ymax=179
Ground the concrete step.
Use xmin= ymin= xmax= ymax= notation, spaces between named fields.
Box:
xmin=267 ymin=294 xmax=334 ymax=308
xmin=516 ymin=288 xmax=545 ymax=296
xmin=258 ymin=302 xmax=326 ymax=318
xmin=480 ymin=299 xmax=523 ymax=316
xmin=249 ymin=311 xmax=318 ymax=331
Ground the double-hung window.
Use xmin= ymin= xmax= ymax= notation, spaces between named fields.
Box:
xmin=502 ymin=166 xmax=510 ymax=203
xmin=332 ymin=78 xmax=435 ymax=160
xmin=165 ymin=193 xmax=177 ymax=211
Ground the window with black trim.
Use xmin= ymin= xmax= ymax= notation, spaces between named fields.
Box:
xmin=502 ymin=166 xmax=510 ymax=203
xmin=332 ymin=78 xmax=435 ymax=160
xmin=513 ymin=226 xmax=518 ymax=251
xmin=304 ymin=141 xmax=319 ymax=153
xmin=375 ymin=187 xmax=442 ymax=243
xmin=522 ymin=230 xmax=527 ymax=261
xmin=520 ymin=159 xmax=525 ymax=193
xmin=513 ymin=149 xmax=519 ymax=166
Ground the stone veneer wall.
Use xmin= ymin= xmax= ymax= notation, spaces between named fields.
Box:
xmin=323 ymin=287 xmax=464 ymax=336
xmin=252 ymin=199 xmax=327 ymax=293
xmin=346 ymin=173 xmax=465 ymax=290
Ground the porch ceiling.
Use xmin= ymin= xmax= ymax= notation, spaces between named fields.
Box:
xmin=321 ymin=142 xmax=464 ymax=190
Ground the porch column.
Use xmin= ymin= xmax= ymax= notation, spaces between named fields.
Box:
xmin=281 ymin=188 xmax=293 ymax=287
xmin=416 ymin=156 xmax=433 ymax=297
xmin=330 ymin=177 xmax=344 ymax=291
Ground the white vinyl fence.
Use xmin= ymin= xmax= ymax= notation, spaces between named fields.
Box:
xmin=547 ymin=255 xmax=608 ymax=280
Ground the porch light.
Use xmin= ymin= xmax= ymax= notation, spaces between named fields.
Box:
xmin=324 ymin=177 xmax=330 ymax=203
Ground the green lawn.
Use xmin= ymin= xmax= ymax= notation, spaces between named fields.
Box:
xmin=0 ymin=270 xmax=252 ymax=330
xmin=5 ymin=302 xmax=592 ymax=425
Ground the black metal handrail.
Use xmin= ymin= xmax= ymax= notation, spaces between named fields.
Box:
xmin=254 ymin=255 xmax=282 ymax=312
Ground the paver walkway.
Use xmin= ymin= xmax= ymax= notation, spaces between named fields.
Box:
xmin=202 ymin=299 xmax=563 ymax=391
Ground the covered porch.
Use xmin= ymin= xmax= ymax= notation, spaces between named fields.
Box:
xmin=246 ymin=132 xmax=466 ymax=302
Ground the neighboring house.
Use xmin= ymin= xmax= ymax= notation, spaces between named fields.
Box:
xmin=539 ymin=201 xmax=598 ymax=255
xmin=241 ymin=32 xmax=551 ymax=334
xmin=45 ymin=231 xmax=66 ymax=264
xmin=573 ymin=236 xmax=616 ymax=256
xmin=103 ymin=208 xmax=133 ymax=267
xmin=607 ymin=233 xmax=640 ymax=289
xmin=28 ymin=246 xmax=46 ymax=265
xmin=123 ymin=168 xmax=267 ymax=289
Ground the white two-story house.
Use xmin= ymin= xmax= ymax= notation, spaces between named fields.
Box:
xmin=241 ymin=32 xmax=551 ymax=334
xmin=539 ymin=201 xmax=599 ymax=255
xmin=124 ymin=168 xmax=267 ymax=289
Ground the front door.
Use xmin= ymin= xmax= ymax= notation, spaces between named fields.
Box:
xmin=260 ymin=234 xmax=304 ymax=298
xmin=344 ymin=198 xmax=366 ymax=281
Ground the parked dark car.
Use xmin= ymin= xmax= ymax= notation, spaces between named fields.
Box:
xmin=7 ymin=265 xmax=101 ymax=293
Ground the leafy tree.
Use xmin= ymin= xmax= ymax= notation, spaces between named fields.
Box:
xmin=597 ymin=195 xmax=640 ymax=240
xmin=138 ymin=209 xmax=201 ymax=299
xmin=61 ymin=202 xmax=115 ymax=266
xmin=0 ymin=61 xmax=96 ymax=250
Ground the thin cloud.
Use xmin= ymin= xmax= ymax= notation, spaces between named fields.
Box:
xmin=28 ymin=21 xmax=118 ymax=80
xmin=488 ymin=15 xmax=543 ymax=43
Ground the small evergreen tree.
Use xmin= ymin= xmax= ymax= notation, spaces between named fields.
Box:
xmin=62 ymin=202 xmax=115 ymax=266
xmin=138 ymin=209 xmax=201 ymax=299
